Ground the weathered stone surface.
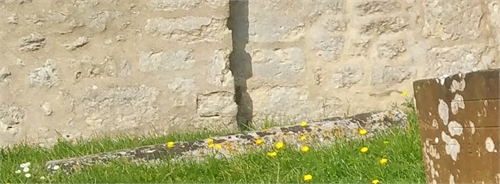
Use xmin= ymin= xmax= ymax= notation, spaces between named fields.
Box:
xmin=145 ymin=16 xmax=229 ymax=42
xmin=376 ymin=39 xmax=406 ymax=59
xmin=413 ymin=69 xmax=500 ymax=184
xmin=196 ymin=91 xmax=237 ymax=118
xmin=29 ymin=60 xmax=60 ymax=87
xmin=88 ymin=11 xmax=115 ymax=32
xmin=371 ymin=65 xmax=412 ymax=87
xmin=422 ymin=0 xmax=483 ymax=40
xmin=207 ymin=48 xmax=233 ymax=87
xmin=147 ymin=0 xmax=227 ymax=11
xmin=44 ymin=110 xmax=407 ymax=174
xmin=332 ymin=63 xmax=364 ymax=88
xmin=426 ymin=44 xmax=494 ymax=76
xmin=82 ymin=85 xmax=160 ymax=132
xmin=18 ymin=32 xmax=46 ymax=51
xmin=488 ymin=1 xmax=500 ymax=52
xmin=248 ymin=17 xmax=305 ymax=43
xmin=356 ymin=0 xmax=402 ymax=15
xmin=359 ymin=16 xmax=408 ymax=35
xmin=0 ymin=105 xmax=24 ymax=143
xmin=251 ymin=48 xmax=306 ymax=81
xmin=138 ymin=50 xmax=195 ymax=72
xmin=0 ymin=67 xmax=11 ymax=85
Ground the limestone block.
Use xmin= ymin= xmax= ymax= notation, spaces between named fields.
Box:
xmin=332 ymin=63 xmax=365 ymax=89
xmin=422 ymin=0 xmax=483 ymax=40
xmin=145 ymin=16 xmax=230 ymax=43
xmin=371 ymin=65 xmax=413 ymax=88
xmin=251 ymin=47 xmax=306 ymax=81
xmin=355 ymin=0 xmax=402 ymax=15
xmin=137 ymin=50 xmax=195 ymax=72
xmin=147 ymin=0 xmax=227 ymax=11
xmin=426 ymin=44 xmax=495 ymax=76
xmin=196 ymin=91 xmax=237 ymax=118
xmin=248 ymin=16 xmax=305 ymax=43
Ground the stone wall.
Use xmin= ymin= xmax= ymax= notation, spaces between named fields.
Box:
xmin=0 ymin=0 xmax=499 ymax=147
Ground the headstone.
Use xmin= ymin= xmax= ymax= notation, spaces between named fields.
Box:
xmin=413 ymin=69 xmax=500 ymax=184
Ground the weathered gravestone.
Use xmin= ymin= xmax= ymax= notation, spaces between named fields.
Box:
xmin=413 ymin=69 xmax=500 ymax=184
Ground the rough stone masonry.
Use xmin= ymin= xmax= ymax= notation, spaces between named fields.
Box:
xmin=0 ymin=0 xmax=499 ymax=148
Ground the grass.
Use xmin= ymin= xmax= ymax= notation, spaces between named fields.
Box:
xmin=1 ymin=99 xmax=426 ymax=183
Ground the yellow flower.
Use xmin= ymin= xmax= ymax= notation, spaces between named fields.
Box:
xmin=402 ymin=91 xmax=408 ymax=97
xmin=383 ymin=141 xmax=389 ymax=144
xmin=275 ymin=141 xmax=284 ymax=149
xmin=207 ymin=138 xmax=214 ymax=144
xmin=301 ymin=121 xmax=308 ymax=127
xmin=372 ymin=179 xmax=380 ymax=184
xmin=358 ymin=129 xmax=367 ymax=135
xmin=360 ymin=147 xmax=368 ymax=153
xmin=301 ymin=146 xmax=310 ymax=153
xmin=208 ymin=143 xmax=214 ymax=148
xmin=267 ymin=151 xmax=277 ymax=157
xmin=379 ymin=158 xmax=388 ymax=165
xmin=255 ymin=138 xmax=264 ymax=145
xmin=300 ymin=135 xmax=307 ymax=141
xmin=215 ymin=144 xmax=222 ymax=149
xmin=303 ymin=174 xmax=313 ymax=182
xmin=167 ymin=141 xmax=175 ymax=148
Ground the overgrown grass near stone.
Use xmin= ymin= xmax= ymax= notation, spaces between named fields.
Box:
xmin=1 ymin=101 xmax=426 ymax=183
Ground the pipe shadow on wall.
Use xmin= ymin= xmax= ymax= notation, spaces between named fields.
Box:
xmin=228 ymin=0 xmax=253 ymax=131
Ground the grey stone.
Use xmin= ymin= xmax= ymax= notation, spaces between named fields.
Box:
xmin=82 ymin=85 xmax=159 ymax=131
xmin=356 ymin=0 xmax=401 ymax=15
xmin=18 ymin=32 xmax=46 ymax=51
xmin=426 ymin=44 xmax=494 ymax=76
xmin=252 ymin=47 xmax=306 ymax=80
xmin=422 ymin=0 xmax=483 ymax=40
xmin=488 ymin=1 xmax=500 ymax=53
xmin=196 ymin=91 xmax=236 ymax=118
xmin=74 ymin=0 xmax=99 ymax=9
xmin=0 ymin=105 xmax=24 ymax=126
xmin=147 ymin=0 xmax=226 ymax=11
xmin=7 ymin=13 xmax=18 ymax=24
xmin=206 ymin=48 xmax=233 ymax=87
xmin=145 ymin=16 xmax=228 ymax=42
xmin=377 ymin=39 xmax=406 ymax=59
xmin=371 ymin=65 xmax=412 ymax=87
xmin=89 ymin=11 xmax=114 ymax=32
xmin=248 ymin=17 xmax=305 ymax=43
xmin=332 ymin=64 xmax=364 ymax=88
xmin=137 ymin=50 xmax=195 ymax=72
xmin=348 ymin=37 xmax=371 ymax=57
xmin=63 ymin=36 xmax=89 ymax=51
xmin=325 ymin=18 xmax=348 ymax=32
xmin=360 ymin=16 xmax=408 ymax=35
xmin=168 ymin=77 xmax=196 ymax=96
xmin=118 ymin=60 xmax=131 ymax=78
xmin=308 ymin=27 xmax=344 ymax=61
xmin=29 ymin=59 xmax=60 ymax=87
xmin=0 ymin=67 xmax=11 ymax=84
xmin=72 ymin=56 xmax=117 ymax=79
xmin=41 ymin=102 xmax=53 ymax=116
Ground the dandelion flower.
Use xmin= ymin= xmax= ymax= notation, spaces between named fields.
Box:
xmin=215 ymin=144 xmax=222 ymax=149
xmin=402 ymin=91 xmax=408 ymax=97
xmin=372 ymin=179 xmax=380 ymax=184
xmin=167 ymin=141 xmax=175 ymax=148
xmin=301 ymin=121 xmax=308 ymax=127
xmin=300 ymin=135 xmax=306 ymax=141
xmin=379 ymin=158 xmax=388 ymax=165
xmin=255 ymin=138 xmax=264 ymax=145
xmin=15 ymin=170 xmax=21 ymax=174
xmin=207 ymin=138 xmax=214 ymax=144
xmin=383 ymin=141 xmax=389 ymax=144
xmin=303 ymin=174 xmax=312 ymax=181
xmin=275 ymin=141 xmax=284 ymax=149
xmin=24 ymin=173 xmax=31 ymax=178
xmin=23 ymin=167 xmax=29 ymax=173
xmin=358 ymin=129 xmax=367 ymax=135
xmin=360 ymin=147 xmax=368 ymax=153
xmin=208 ymin=143 xmax=214 ymax=148
xmin=267 ymin=151 xmax=277 ymax=157
xmin=301 ymin=146 xmax=310 ymax=153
